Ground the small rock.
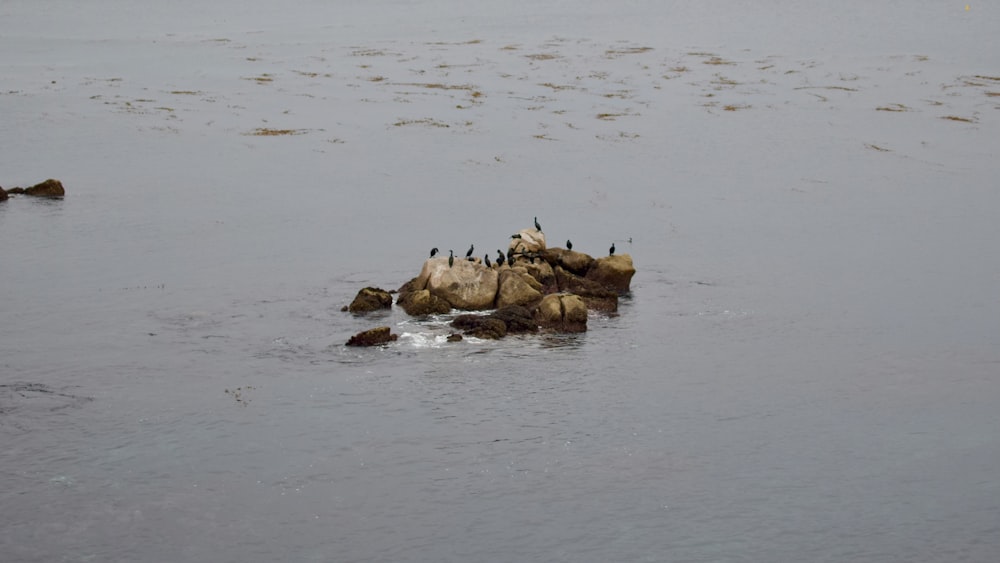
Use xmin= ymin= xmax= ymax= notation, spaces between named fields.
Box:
xmin=346 ymin=287 xmax=393 ymax=314
xmin=346 ymin=326 xmax=398 ymax=346
xmin=24 ymin=179 xmax=65 ymax=198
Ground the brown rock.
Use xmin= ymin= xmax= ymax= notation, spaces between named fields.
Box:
xmin=396 ymin=288 xmax=451 ymax=316
xmin=554 ymin=266 xmax=619 ymax=312
xmin=346 ymin=287 xmax=393 ymax=314
xmin=491 ymin=305 xmax=538 ymax=334
xmin=451 ymin=315 xmax=507 ymax=339
xmin=534 ymin=294 xmax=588 ymax=333
xmin=0 ymin=187 xmax=7 ymax=201
xmin=346 ymin=326 xmax=398 ymax=346
xmin=420 ymin=256 xmax=498 ymax=310
xmin=496 ymin=269 xmax=543 ymax=309
xmin=24 ymin=179 xmax=65 ymax=198
xmin=585 ymin=254 xmax=636 ymax=293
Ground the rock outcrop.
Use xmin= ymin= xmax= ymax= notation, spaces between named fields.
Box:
xmin=554 ymin=266 xmax=619 ymax=312
xmin=396 ymin=288 xmax=452 ymax=316
xmin=586 ymin=254 xmax=636 ymax=293
xmin=534 ymin=294 xmax=588 ymax=333
xmin=24 ymin=179 xmax=65 ymax=198
xmin=346 ymin=326 xmax=398 ymax=346
xmin=496 ymin=269 xmax=543 ymax=309
xmin=419 ymin=256 xmax=498 ymax=311
xmin=0 ymin=187 xmax=7 ymax=201
xmin=344 ymin=287 xmax=393 ymax=314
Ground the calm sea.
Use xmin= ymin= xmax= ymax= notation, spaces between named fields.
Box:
xmin=2 ymin=1 xmax=999 ymax=561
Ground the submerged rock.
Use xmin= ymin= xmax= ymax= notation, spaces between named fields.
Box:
xmin=0 ymin=187 xmax=7 ymax=201
xmin=346 ymin=326 xmax=398 ymax=346
xmin=452 ymin=315 xmax=507 ymax=339
xmin=345 ymin=287 xmax=392 ymax=314
xmin=491 ymin=305 xmax=538 ymax=334
xmin=24 ymin=179 xmax=65 ymax=198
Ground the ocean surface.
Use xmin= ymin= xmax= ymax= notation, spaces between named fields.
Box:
xmin=2 ymin=1 xmax=999 ymax=561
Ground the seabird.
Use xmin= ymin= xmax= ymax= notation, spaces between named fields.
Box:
xmin=466 ymin=244 xmax=474 ymax=258
xmin=609 ymin=243 xmax=616 ymax=256
xmin=484 ymin=254 xmax=492 ymax=268
xmin=566 ymin=239 xmax=572 ymax=250
xmin=496 ymin=250 xmax=505 ymax=267
xmin=430 ymin=247 xmax=439 ymax=258
xmin=534 ymin=216 xmax=542 ymax=232
xmin=448 ymin=249 xmax=454 ymax=268
xmin=511 ymin=233 xmax=522 ymax=239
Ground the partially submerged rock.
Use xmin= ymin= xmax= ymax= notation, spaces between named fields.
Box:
xmin=535 ymin=294 xmax=588 ymax=333
xmin=3 ymin=179 xmax=66 ymax=198
xmin=0 ymin=187 xmax=7 ymax=201
xmin=344 ymin=287 xmax=393 ymax=314
xmin=396 ymin=288 xmax=451 ymax=316
xmin=452 ymin=315 xmax=507 ymax=339
xmin=346 ymin=326 xmax=398 ymax=346
xmin=554 ymin=266 xmax=619 ymax=313
xmin=419 ymin=256 xmax=498 ymax=311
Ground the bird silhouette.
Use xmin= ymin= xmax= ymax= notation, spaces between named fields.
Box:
xmin=566 ymin=239 xmax=573 ymax=250
xmin=448 ymin=250 xmax=454 ymax=268
xmin=465 ymin=244 xmax=474 ymax=258
xmin=534 ymin=216 xmax=542 ymax=232
xmin=609 ymin=243 xmax=616 ymax=256
xmin=430 ymin=247 xmax=439 ymax=258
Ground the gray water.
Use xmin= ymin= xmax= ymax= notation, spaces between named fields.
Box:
xmin=3 ymin=1 xmax=1000 ymax=561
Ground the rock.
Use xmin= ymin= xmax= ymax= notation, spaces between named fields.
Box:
xmin=396 ymin=288 xmax=451 ymax=316
xmin=520 ymin=259 xmax=556 ymax=291
xmin=534 ymin=294 xmax=588 ymax=333
xmin=496 ymin=269 xmax=543 ymax=309
xmin=554 ymin=266 xmax=619 ymax=312
xmin=542 ymin=248 xmax=594 ymax=276
xmin=446 ymin=333 xmax=463 ymax=342
xmin=0 ymin=187 xmax=7 ymax=201
xmin=491 ymin=305 xmax=538 ymax=334
xmin=345 ymin=286 xmax=393 ymax=314
xmin=451 ymin=314 xmax=507 ymax=339
xmin=24 ymin=179 xmax=65 ymax=198
xmin=6 ymin=187 xmax=24 ymax=194
xmin=420 ymin=256 xmax=498 ymax=310
xmin=509 ymin=228 xmax=546 ymax=253
xmin=346 ymin=326 xmax=398 ymax=346
xmin=586 ymin=254 xmax=636 ymax=293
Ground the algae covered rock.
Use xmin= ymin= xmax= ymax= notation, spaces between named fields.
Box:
xmin=345 ymin=287 xmax=393 ymax=314
xmin=346 ymin=326 xmax=398 ymax=346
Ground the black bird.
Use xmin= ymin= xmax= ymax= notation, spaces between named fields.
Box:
xmin=496 ymin=250 xmax=505 ymax=267
xmin=466 ymin=244 xmax=474 ymax=258
xmin=484 ymin=254 xmax=492 ymax=268
xmin=566 ymin=239 xmax=573 ymax=250
xmin=609 ymin=243 xmax=616 ymax=256
xmin=534 ymin=216 xmax=542 ymax=232
xmin=511 ymin=233 xmax=522 ymax=239
xmin=430 ymin=247 xmax=439 ymax=258
xmin=448 ymin=249 xmax=454 ymax=268
xmin=507 ymin=248 xmax=515 ymax=265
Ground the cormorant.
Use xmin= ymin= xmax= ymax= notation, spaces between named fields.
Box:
xmin=484 ymin=254 xmax=492 ymax=268
xmin=609 ymin=243 xmax=616 ymax=256
xmin=466 ymin=244 xmax=474 ymax=258
xmin=566 ymin=239 xmax=572 ymax=250
xmin=507 ymin=248 xmax=515 ymax=265
xmin=448 ymin=249 xmax=454 ymax=268
xmin=430 ymin=247 xmax=439 ymax=258
xmin=511 ymin=233 xmax=522 ymax=239
xmin=496 ymin=250 xmax=505 ymax=267
xmin=534 ymin=216 xmax=542 ymax=232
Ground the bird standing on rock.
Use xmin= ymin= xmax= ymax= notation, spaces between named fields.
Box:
xmin=430 ymin=247 xmax=439 ymax=258
xmin=534 ymin=216 xmax=542 ymax=232
xmin=566 ymin=240 xmax=572 ymax=250
xmin=609 ymin=243 xmax=616 ymax=256
xmin=466 ymin=244 xmax=474 ymax=258
xmin=496 ymin=250 xmax=505 ymax=267
xmin=448 ymin=250 xmax=454 ymax=268
xmin=485 ymin=254 xmax=492 ymax=268
xmin=507 ymin=248 xmax=515 ymax=265
xmin=511 ymin=233 xmax=522 ymax=239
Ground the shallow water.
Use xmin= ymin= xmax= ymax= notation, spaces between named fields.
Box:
xmin=3 ymin=1 xmax=1000 ymax=562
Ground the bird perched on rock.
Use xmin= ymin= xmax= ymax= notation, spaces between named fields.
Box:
xmin=566 ymin=239 xmax=573 ymax=250
xmin=496 ymin=250 xmax=505 ymax=267
xmin=484 ymin=254 xmax=492 ymax=268
xmin=510 ymin=233 xmax=522 ymax=239
xmin=430 ymin=247 xmax=439 ymax=258
xmin=534 ymin=216 xmax=542 ymax=232
xmin=448 ymin=249 xmax=454 ymax=268
xmin=507 ymin=248 xmax=515 ymax=265
xmin=609 ymin=243 xmax=616 ymax=256
xmin=466 ymin=244 xmax=474 ymax=258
